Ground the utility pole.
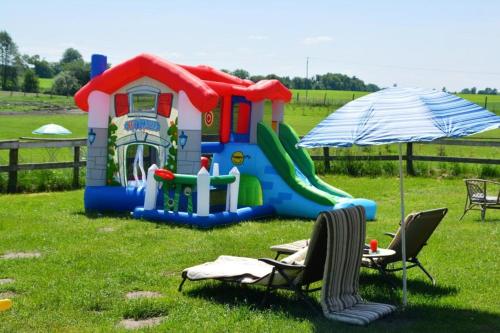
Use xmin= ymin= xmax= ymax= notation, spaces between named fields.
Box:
xmin=305 ymin=56 xmax=309 ymax=102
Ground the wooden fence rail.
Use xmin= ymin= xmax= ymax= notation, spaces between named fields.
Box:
xmin=0 ymin=136 xmax=498 ymax=193
xmin=0 ymin=138 xmax=87 ymax=193
xmin=311 ymin=140 xmax=500 ymax=176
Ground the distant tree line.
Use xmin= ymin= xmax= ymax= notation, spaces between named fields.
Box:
xmin=460 ymin=87 xmax=498 ymax=95
xmin=224 ymin=68 xmax=381 ymax=92
xmin=0 ymin=30 xmax=91 ymax=95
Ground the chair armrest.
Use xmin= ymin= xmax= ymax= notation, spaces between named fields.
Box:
xmin=384 ymin=232 xmax=396 ymax=238
xmin=269 ymin=239 xmax=309 ymax=254
xmin=258 ymin=258 xmax=305 ymax=270
xmin=484 ymin=179 xmax=500 ymax=186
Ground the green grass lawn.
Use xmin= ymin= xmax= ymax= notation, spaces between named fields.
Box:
xmin=0 ymin=176 xmax=498 ymax=332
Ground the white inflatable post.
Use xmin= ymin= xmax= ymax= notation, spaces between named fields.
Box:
xmin=212 ymin=162 xmax=220 ymax=176
xmin=228 ymin=167 xmax=240 ymax=213
xmin=144 ymin=164 xmax=159 ymax=210
xmin=197 ymin=167 xmax=210 ymax=216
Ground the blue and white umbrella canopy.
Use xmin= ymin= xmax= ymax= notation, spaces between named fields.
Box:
xmin=297 ymin=87 xmax=500 ymax=307
xmin=298 ymin=87 xmax=500 ymax=148
xmin=32 ymin=124 xmax=72 ymax=135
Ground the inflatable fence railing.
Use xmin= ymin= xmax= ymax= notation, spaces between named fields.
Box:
xmin=143 ymin=164 xmax=240 ymax=216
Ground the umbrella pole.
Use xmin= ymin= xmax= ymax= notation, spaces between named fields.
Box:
xmin=398 ymin=143 xmax=408 ymax=307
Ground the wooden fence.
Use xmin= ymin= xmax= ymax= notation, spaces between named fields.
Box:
xmin=311 ymin=139 xmax=500 ymax=174
xmin=0 ymin=138 xmax=87 ymax=193
xmin=0 ymin=136 xmax=499 ymax=193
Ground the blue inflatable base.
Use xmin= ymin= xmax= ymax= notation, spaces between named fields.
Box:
xmin=133 ymin=205 xmax=275 ymax=228
xmin=334 ymin=198 xmax=377 ymax=221
xmin=84 ymin=186 xmax=163 ymax=213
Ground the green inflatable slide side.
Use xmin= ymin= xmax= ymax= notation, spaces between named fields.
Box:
xmin=256 ymin=122 xmax=336 ymax=206
xmin=278 ymin=122 xmax=353 ymax=199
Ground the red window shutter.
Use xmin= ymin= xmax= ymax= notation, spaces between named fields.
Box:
xmin=158 ymin=93 xmax=173 ymax=117
xmin=236 ymin=103 xmax=250 ymax=134
xmin=115 ymin=94 xmax=129 ymax=117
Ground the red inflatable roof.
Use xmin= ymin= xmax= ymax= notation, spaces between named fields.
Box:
xmin=75 ymin=54 xmax=219 ymax=112
xmin=75 ymin=53 xmax=291 ymax=112
xmin=179 ymin=64 xmax=254 ymax=87
xmin=205 ymin=79 xmax=292 ymax=102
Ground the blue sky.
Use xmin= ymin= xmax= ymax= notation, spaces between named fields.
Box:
xmin=1 ymin=0 xmax=499 ymax=91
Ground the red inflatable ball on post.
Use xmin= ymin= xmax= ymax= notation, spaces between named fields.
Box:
xmin=200 ymin=156 xmax=210 ymax=170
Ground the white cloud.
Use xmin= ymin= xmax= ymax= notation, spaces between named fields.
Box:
xmin=302 ymin=36 xmax=333 ymax=45
xmin=248 ymin=35 xmax=268 ymax=40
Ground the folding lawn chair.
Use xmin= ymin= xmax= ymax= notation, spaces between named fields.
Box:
xmin=361 ymin=208 xmax=448 ymax=285
xmin=271 ymin=208 xmax=448 ymax=286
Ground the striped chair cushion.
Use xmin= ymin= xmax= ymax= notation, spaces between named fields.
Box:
xmin=319 ymin=207 xmax=396 ymax=325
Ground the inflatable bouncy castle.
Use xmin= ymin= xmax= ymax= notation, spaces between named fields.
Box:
xmin=75 ymin=54 xmax=376 ymax=227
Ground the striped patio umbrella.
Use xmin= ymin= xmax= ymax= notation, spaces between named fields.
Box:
xmin=298 ymin=87 xmax=500 ymax=306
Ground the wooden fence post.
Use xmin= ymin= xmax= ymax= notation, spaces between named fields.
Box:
xmin=8 ymin=147 xmax=18 ymax=193
xmin=323 ymin=147 xmax=331 ymax=173
xmin=73 ymin=146 xmax=80 ymax=188
xmin=406 ymin=143 xmax=415 ymax=176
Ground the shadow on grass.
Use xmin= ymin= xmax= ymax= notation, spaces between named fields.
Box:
xmin=114 ymin=214 xmax=314 ymax=232
xmin=181 ymin=280 xmax=498 ymax=332
xmin=72 ymin=210 xmax=132 ymax=220
xmin=359 ymin=272 xmax=459 ymax=298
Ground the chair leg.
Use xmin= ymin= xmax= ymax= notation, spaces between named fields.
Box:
xmin=178 ymin=277 xmax=187 ymax=292
xmin=274 ymin=269 xmax=321 ymax=315
xmin=481 ymin=207 xmax=486 ymax=222
xmin=294 ymin=287 xmax=321 ymax=315
xmin=459 ymin=197 xmax=470 ymax=221
xmin=261 ymin=268 xmax=276 ymax=306
xmin=415 ymin=259 xmax=435 ymax=286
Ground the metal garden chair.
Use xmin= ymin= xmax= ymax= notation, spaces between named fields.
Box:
xmin=460 ymin=179 xmax=500 ymax=222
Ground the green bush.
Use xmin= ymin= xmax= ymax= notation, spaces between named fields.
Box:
xmin=480 ymin=165 xmax=500 ymax=178
xmin=0 ymin=169 xmax=85 ymax=193
xmin=52 ymin=71 xmax=79 ymax=96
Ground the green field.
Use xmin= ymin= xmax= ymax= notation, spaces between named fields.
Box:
xmin=291 ymin=90 xmax=500 ymax=115
xmin=38 ymin=78 xmax=54 ymax=91
xmin=1 ymin=89 xmax=499 ymax=114
xmin=0 ymin=176 xmax=498 ymax=332
xmin=0 ymin=91 xmax=76 ymax=112
xmin=0 ymin=89 xmax=498 ymax=191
